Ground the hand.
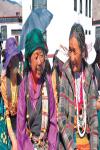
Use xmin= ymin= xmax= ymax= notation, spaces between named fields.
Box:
xmin=96 ymin=99 xmax=100 ymax=110
xmin=12 ymin=138 xmax=17 ymax=150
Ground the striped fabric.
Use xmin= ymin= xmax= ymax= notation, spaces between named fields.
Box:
xmin=58 ymin=61 xmax=98 ymax=150
xmin=40 ymin=81 xmax=49 ymax=140
xmin=52 ymin=69 xmax=59 ymax=121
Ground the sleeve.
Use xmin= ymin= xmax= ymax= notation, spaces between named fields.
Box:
xmin=58 ymin=72 xmax=75 ymax=150
xmin=51 ymin=69 xmax=58 ymax=118
xmin=1 ymin=76 xmax=15 ymax=143
xmin=47 ymin=74 xmax=58 ymax=150
xmin=1 ymin=76 xmax=9 ymax=115
xmin=17 ymin=78 xmax=33 ymax=150
xmin=88 ymin=76 xmax=99 ymax=150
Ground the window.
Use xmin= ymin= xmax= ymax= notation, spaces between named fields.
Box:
xmin=74 ymin=0 xmax=77 ymax=11
xmin=11 ymin=29 xmax=22 ymax=35
xmin=80 ymin=0 xmax=82 ymax=13
xmin=96 ymin=26 xmax=100 ymax=38
xmin=89 ymin=0 xmax=91 ymax=17
xmin=85 ymin=30 xmax=87 ymax=35
xmin=89 ymin=30 xmax=91 ymax=35
xmin=1 ymin=26 xmax=7 ymax=40
xmin=85 ymin=0 xmax=88 ymax=16
xmin=0 ymin=17 xmax=22 ymax=23
xmin=32 ymin=0 xmax=47 ymax=9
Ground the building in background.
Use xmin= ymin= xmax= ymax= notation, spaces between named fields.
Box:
xmin=47 ymin=0 xmax=93 ymax=54
xmin=0 ymin=0 xmax=22 ymax=44
xmin=92 ymin=0 xmax=100 ymax=39
xmin=22 ymin=0 xmax=94 ymax=65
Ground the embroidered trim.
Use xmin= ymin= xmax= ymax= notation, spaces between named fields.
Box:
xmin=75 ymin=70 xmax=87 ymax=138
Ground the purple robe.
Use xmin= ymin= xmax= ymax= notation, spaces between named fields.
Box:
xmin=17 ymin=72 xmax=58 ymax=150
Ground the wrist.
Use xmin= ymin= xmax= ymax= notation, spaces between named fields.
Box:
xmin=11 ymin=132 xmax=16 ymax=143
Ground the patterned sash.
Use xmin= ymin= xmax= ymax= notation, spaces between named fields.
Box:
xmin=40 ymin=81 xmax=48 ymax=140
xmin=26 ymin=76 xmax=49 ymax=147
xmin=7 ymin=74 xmax=21 ymax=116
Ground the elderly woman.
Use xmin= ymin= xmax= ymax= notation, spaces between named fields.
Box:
xmin=93 ymin=38 xmax=100 ymax=109
xmin=93 ymin=38 xmax=100 ymax=150
xmin=1 ymin=37 xmax=23 ymax=150
xmin=58 ymin=23 xmax=98 ymax=150
xmin=17 ymin=28 xmax=58 ymax=150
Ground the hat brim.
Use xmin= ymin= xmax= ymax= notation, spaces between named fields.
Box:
xmin=56 ymin=48 xmax=68 ymax=63
xmin=85 ymin=47 xmax=96 ymax=65
xmin=4 ymin=50 xmax=23 ymax=69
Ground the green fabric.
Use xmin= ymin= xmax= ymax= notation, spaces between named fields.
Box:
xmin=0 ymin=96 xmax=11 ymax=150
xmin=24 ymin=28 xmax=48 ymax=71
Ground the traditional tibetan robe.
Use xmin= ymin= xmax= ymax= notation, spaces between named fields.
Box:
xmin=58 ymin=61 xmax=98 ymax=150
xmin=1 ymin=73 xmax=22 ymax=133
xmin=17 ymin=72 xmax=58 ymax=150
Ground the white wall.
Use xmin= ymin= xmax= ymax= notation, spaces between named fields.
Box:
xmin=0 ymin=22 xmax=22 ymax=50
xmin=22 ymin=0 xmax=32 ymax=24
xmin=47 ymin=0 xmax=71 ymax=53
xmin=47 ymin=0 xmax=93 ymax=55
xmin=21 ymin=0 xmax=94 ymax=53
xmin=7 ymin=23 xmax=22 ymax=37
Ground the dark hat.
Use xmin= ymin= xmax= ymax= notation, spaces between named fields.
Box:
xmin=24 ymin=28 xmax=48 ymax=71
xmin=4 ymin=37 xmax=23 ymax=69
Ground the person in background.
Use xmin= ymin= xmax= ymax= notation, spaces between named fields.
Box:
xmin=93 ymin=38 xmax=100 ymax=107
xmin=93 ymin=38 xmax=100 ymax=150
xmin=0 ymin=73 xmax=11 ymax=150
xmin=58 ymin=23 xmax=98 ymax=150
xmin=52 ymin=45 xmax=68 ymax=120
xmin=17 ymin=28 xmax=58 ymax=150
xmin=1 ymin=37 xmax=23 ymax=150
xmin=0 ymin=41 xmax=2 ymax=74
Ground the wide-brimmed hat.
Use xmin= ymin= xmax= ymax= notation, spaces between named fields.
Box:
xmin=24 ymin=28 xmax=48 ymax=71
xmin=4 ymin=37 xmax=23 ymax=69
xmin=56 ymin=45 xmax=68 ymax=63
xmin=85 ymin=42 xmax=96 ymax=65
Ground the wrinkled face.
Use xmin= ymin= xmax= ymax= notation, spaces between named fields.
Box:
xmin=29 ymin=48 xmax=45 ymax=79
xmin=9 ymin=55 xmax=19 ymax=74
xmin=69 ymin=36 xmax=82 ymax=73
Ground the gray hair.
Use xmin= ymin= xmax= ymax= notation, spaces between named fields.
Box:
xmin=69 ymin=23 xmax=88 ymax=58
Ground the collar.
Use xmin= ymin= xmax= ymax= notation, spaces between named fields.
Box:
xmin=63 ymin=60 xmax=93 ymax=96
